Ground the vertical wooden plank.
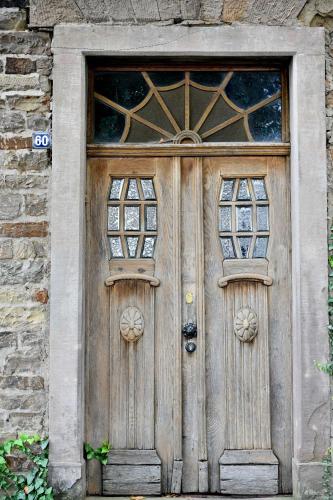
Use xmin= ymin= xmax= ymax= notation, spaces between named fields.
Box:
xmin=86 ymin=159 xmax=111 ymax=495
xmin=267 ymin=156 xmax=292 ymax=493
xmin=154 ymin=157 xmax=180 ymax=492
xmin=203 ymin=157 xmax=226 ymax=492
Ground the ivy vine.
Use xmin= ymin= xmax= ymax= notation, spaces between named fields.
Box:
xmin=84 ymin=441 xmax=111 ymax=465
xmin=0 ymin=434 xmax=53 ymax=500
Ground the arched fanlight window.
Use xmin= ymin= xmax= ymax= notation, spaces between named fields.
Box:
xmin=93 ymin=70 xmax=283 ymax=144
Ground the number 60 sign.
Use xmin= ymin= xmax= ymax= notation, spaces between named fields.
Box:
xmin=32 ymin=131 xmax=51 ymax=149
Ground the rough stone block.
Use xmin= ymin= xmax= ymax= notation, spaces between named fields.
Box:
xmin=14 ymin=240 xmax=36 ymax=259
xmin=6 ymin=95 xmax=50 ymax=113
xmin=0 ymin=260 xmax=45 ymax=285
xmin=0 ymin=149 xmax=49 ymax=172
xmin=0 ymin=192 xmax=22 ymax=219
xmin=0 ymin=240 xmax=13 ymax=259
xmin=0 ymin=32 xmax=50 ymax=55
xmin=0 ymin=8 xmax=26 ymax=30
xmin=0 ymin=73 xmax=40 ymax=91
xmin=0 ymin=135 xmax=32 ymax=149
xmin=27 ymin=114 xmax=49 ymax=131
xmin=0 ymin=110 xmax=25 ymax=133
xmin=0 ymin=221 xmax=48 ymax=237
xmin=4 ymin=174 xmax=48 ymax=189
xmin=0 ymin=375 xmax=44 ymax=390
xmin=24 ymin=193 xmax=47 ymax=216
xmin=36 ymin=57 xmax=52 ymax=77
xmin=5 ymin=57 xmax=36 ymax=75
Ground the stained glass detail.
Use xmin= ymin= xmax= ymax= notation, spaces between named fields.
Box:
xmin=256 ymin=205 xmax=269 ymax=231
xmin=218 ymin=176 xmax=269 ymax=259
xmin=252 ymin=179 xmax=267 ymax=200
xmin=126 ymin=179 xmax=140 ymax=199
xmin=219 ymin=206 xmax=232 ymax=232
xmin=108 ymin=206 xmax=119 ymax=231
xmin=237 ymin=179 xmax=251 ymax=201
xmin=109 ymin=178 xmax=124 ymax=200
xmin=236 ymin=206 xmax=252 ymax=232
xmin=141 ymin=179 xmax=156 ymax=200
xmin=142 ymin=236 xmax=156 ymax=258
xmin=126 ymin=236 xmax=139 ymax=258
xmin=92 ymin=70 xmax=284 ymax=143
xmin=220 ymin=179 xmax=235 ymax=201
xmin=109 ymin=236 xmax=124 ymax=258
xmin=220 ymin=237 xmax=236 ymax=259
xmin=238 ymin=236 xmax=252 ymax=258
xmin=145 ymin=205 xmax=157 ymax=231
xmin=124 ymin=206 xmax=140 ymax=231
xmin=107 ymin=177 xmax=157 ymax=259
xmin=253 ymin=236 xmax=269 ymax=258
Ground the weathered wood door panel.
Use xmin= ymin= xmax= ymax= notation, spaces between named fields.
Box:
xmin=86 ymin=155 xmax=292 ymax=496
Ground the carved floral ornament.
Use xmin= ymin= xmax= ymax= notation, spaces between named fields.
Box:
xmin=120 ymin=306 xmax=144 ymax=343
xmin=234 ymin=307 xmax=258 ymax=343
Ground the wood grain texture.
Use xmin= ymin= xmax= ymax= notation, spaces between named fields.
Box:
xmin=107 ymin=449 xmax=161 ymax=465
xmin=170 ymin=459 xmax=183 ymax=493
xmin=103 ymin=464 xmax=161 ymax=495
xmin=220 ymin=464 xmax=278 ymax=495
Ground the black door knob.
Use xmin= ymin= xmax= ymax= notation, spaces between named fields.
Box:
xmin=185 ymin=341 xmax=197 ymax=353
xmin=182 ymin=322 xmax=197 ymax=338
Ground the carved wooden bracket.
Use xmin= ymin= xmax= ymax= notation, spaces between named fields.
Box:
xmin=218 ymin=273 xmax=273 ymax=288
xmin=105 ymin=273 xmax=160 ymax=287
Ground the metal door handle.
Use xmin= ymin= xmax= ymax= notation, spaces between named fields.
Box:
xmin=182 ymin=322 xmax=197 ymax=338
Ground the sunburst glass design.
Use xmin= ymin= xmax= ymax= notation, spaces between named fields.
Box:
xmin=93 ymin=70 xmax=282 ymax=144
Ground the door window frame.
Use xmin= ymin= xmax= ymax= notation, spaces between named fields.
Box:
xmin=50 ymin=25 xmax=329 ymax=497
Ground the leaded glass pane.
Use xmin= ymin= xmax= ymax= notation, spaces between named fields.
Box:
xmin=220 ymin=179 xmax=235 ymax=201
xmin=142 ymin=236 xmax=156 ymax=258
xmin=237 ymin=179 xmax=251 ymax=200
xmin=253 ymin=236 xmax=269 ymax=258
xmin=109 ymin=179 xmax=124 ymax=200
xmin=248 ymin=99 xmax=282 ymax=142
xmin=236 ymin=206 xmax=252 ymax=232
xmin=126 ymin=179 xmax=140 ymax=200
xmin=225 ymin=71 xmax=281 ymax=109
xmin=220 ymin=237 xmax=236 ymax=259
xmin=141 ymin=179 xmax=156 ymax=200
xmin=238 ymin=236 xmax=252 ymax=258
xmin=109 ymin=236 xmax=124 ymax=258
xmin=190 ymin=71 xmax=227 ymax=87
xmin=124 ymin=206 xmax=140 ymax=231
xmin=252 ymin=179 xmax=267 ymax=200
xmin=219 ymin=206 xmax=232 ymax=232
xmin=256 ymin=205 xmax=269 ymax=231
xmin=126 ymin=236 xmax=139 ymax=258
xmin=145 ymin=205 xmax=157 ymax=231
xmin=108 ymin=206 xmax=119 ymax=231
xmin=93 ymin=69 xmax=283 ymax=143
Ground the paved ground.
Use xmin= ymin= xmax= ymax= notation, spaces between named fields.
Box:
xmin=87 ymin=496 xmax=293 ymax=499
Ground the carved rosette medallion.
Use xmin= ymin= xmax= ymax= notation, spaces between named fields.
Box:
xmin=120 ymin=306 xmax=144 ymax=343
xmin=234 ymin=307 xmax=258 ymax=342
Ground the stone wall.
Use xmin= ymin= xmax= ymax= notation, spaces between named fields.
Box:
xmin=0 ymin=0 xmax=332 ymax=461
xmin=0 ymin=4 xmax=51 ymax=440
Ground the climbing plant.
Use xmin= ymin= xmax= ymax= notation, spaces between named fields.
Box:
xmin=0 ymin=434 xmax=53 ymax=500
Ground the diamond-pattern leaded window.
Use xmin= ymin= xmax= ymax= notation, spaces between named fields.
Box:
xmin=92 ymin=70 xmax=284 ymax=144
xmin=107 ymin=177 xmax=157 ymax=259
xmin=219 ymin=177 xmax=269 ymax=259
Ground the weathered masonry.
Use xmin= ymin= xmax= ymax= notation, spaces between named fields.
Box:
xmin=1 ymin=1 xmax=333 ymax=498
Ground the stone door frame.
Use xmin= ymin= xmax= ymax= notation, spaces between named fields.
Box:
xmin=50 ymin=25 xmax=329 ymax=497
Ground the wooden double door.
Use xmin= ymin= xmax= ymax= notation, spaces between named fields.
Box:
xmin=86 ymin=154 xmax=292 ymax=496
